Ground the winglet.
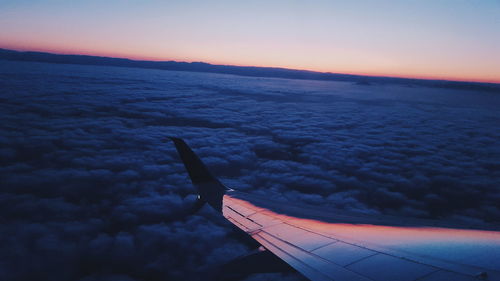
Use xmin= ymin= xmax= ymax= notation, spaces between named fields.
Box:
xmin=169 ymin=137 xmax=226 ymax=212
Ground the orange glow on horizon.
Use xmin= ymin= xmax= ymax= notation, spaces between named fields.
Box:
xmin=2 ymin=43 xmax=499 ymax=85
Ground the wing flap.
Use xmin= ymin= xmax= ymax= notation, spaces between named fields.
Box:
xmin=312 ymin=241 xmax=376 ymax=267
xmin=345 ymin=253 xmax=438 ymax=281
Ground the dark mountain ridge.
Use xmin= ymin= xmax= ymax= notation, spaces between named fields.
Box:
xmin=1 ymin=48 xmax=498 ymax=92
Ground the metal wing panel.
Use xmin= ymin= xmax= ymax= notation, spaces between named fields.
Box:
xmin=252 ymin=231 xmax=332 ymax=281
xmin=254 ymin=231 xmax=372 ymax=281
xmin=247 ymin=211 xmax=282 ymax=227
xmin=345 ymin=253 xmax=438 ymax=281
xmin=224 ymin=206 xmax=261 ymax=230
xmin=264 ymin=223 xmax=335 ymax=251
xmin=419 ymin=270 xmax=478 ymax=281
xmin=311 ymin=241 xmax=376 ymax=267
xmin=223 ymin=191 xmax=500 ymax=281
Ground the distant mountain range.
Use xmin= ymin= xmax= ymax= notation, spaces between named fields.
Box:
xmin=1 ymin=48 xmax=499 ymax=92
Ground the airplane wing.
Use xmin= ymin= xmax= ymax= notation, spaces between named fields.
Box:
xmin=170 ymin=137 xmax=500 ymax=281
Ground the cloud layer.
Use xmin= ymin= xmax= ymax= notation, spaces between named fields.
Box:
xmin=0 ymin=61 xmax=499 ymax=280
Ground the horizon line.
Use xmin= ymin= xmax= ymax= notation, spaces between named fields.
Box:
xmin=2 ymin=46 xmax=500 ymax=85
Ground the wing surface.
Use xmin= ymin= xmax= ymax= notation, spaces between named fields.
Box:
xmin=223 ymin=191 xmax=500 ymax=281
xmin=170 ymin=138 xmax=500 ymax=281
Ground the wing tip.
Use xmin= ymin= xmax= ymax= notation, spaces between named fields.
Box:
xmin=169 ymin=137 xmax=226 ymax=212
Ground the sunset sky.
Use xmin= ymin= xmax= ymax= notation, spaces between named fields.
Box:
xmin=1 ymin=0 xmax=499 ymax=83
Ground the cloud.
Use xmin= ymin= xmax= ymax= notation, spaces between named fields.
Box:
xmin=0 ymin=60 xmax=499 ymax=280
